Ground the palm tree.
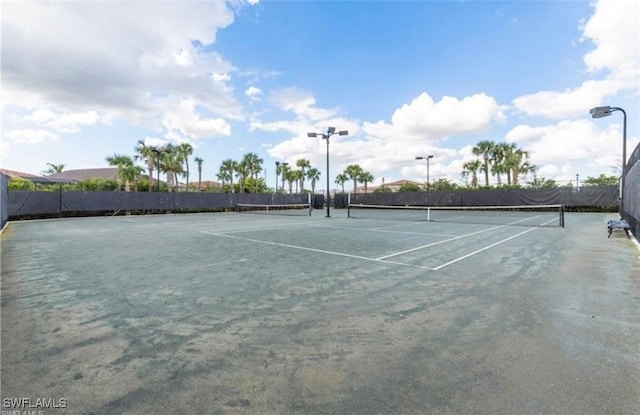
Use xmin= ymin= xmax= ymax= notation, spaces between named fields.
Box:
xmin=358 ymin=171 xmax=374 ymax=193
xmin=472 ymin=140 xmax=495 ymax=187
xmin=285 ymin=169 xmax=296 ymax=194
xmin=42 ymin=163 xmax=66 ymax=175
xmin=462 ymin=159 xmax=482 ymax=189
xmin=307 ymin=168 xmax=321 ymax=194
xmin=159 ymin=147 xmax=183 ymax=192
xmin=526 ymin=164 xmax=542 ymax=188
xmin=503 ymin=144 xmax=530 ymax=186
xmin=290 ymin=170 xmax=303 ymax=193
xmin=194 ymin=157 xmax=204 ymax=190
xmin=123 ymin=163 xmax=145 ymax=192
xmin=241 ymin=153 xmax=263 ymax=192
xmin=490 ymin=143 xmax=508 ymax=187
xmin=135 ymin=141 xmax=156 ymax=192
xmin=235 ymin=160 xmax=250 ymax=193
xmin=296 ymin=159 xmax=311 ymax=193
xmin=513 ymin=159 xmax=533 ymax=187
xmin=177 ymin=142 xmax=193 ymax=191
xmin=280 ymin=163 xmax=291 ymax=193
xmin=335 ymin=173 xmax=348 ymax=194
xmin=106 ymin=154 xmax=138 ymax=191
xmin=344 ymin=164 xmax=364 ymax=194
xmin=219 ymin=159 xmax=237 ymax=192
xmin=216 ymin=169 xmax=230 ymax=191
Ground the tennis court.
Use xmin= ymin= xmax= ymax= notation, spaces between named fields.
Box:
xmin=1 ymin=209 xmax=639 ymax=414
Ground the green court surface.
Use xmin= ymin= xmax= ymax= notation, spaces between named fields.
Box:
xmin=1 ymin=210 xmax=639 ymax=414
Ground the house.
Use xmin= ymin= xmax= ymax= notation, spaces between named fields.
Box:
xmin=0 ymin=168 xmax=73 ymax=184
xmin=46 ymin=168 xmax=119 ymax=182
xmin=356 ymin=179 xmax=424 ymax=193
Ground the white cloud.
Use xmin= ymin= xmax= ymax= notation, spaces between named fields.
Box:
xmin=245 ymin=86 xmax=263 ymax=101
xmin=388 ymin=93 xmax=505 ymax=137
xmin=161 ymin=99 xmax=232 ymax=139
xmin=512 ymin=0 xmax=639 ymax=119
xmin=250 ymin=119 xmax=309 ymax=134
xmin=212 ymin=73 xmax=231 ymax=82
xmin=25 ymin=109 xmax=101 ymax=133
xmin=5 ymin=129 xmax=59 ymax=144
xmin=269 ymin=88 xmax=338 ymax=121
xmin=264 ymin=91 xmax=504 ymax=184
xmin=511 ymin=79 xmax=625 ymax=120
xmin=0 ymin=140 xmax=11 ymax=161
xmin=505 ymin=119 xmax=638 ymax=171
xmin=1 ymin=0 xmax=254 ymax=134
xmin=581 ymin=0 xmax=639 ymax=79
xmin=140 ymin=136 xmax=169 ymax=147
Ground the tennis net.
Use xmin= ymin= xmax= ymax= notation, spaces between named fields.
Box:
xmin=236 ymin=203 xmax=312 ymax=216
xmin=347 ymin=204 xmax=565 ymax=227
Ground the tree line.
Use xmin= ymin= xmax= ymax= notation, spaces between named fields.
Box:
xmin=31 ymin=138 xmax=619 ymax=193
xmin=462 ymin=140 xmax=533 ymax=188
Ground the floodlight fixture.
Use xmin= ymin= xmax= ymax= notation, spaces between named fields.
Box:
xmin=589 ymin=105 xmax=627 ymax=213
xmin=416 ymin=155 xmax=435 ymax=191
xmin=590 ymin=106 xmax=613 ymax=118
xmin=307 ymin=127 xmax=350 ymax=217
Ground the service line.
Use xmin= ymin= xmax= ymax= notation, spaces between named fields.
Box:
xmin=309 ymin=224 xmax=458 ymax=238
xmin=200 ymin=230 xmax=435 ymax=271
xmin=432 ymin=218 xmax=557 ymax=270
xmin=205 ymin=220 xmax=317 ymax=235
xmin=375 ymin=225 xmax=504 ymax=260
xmin=375 ymin=215 xmax=546 ymax=261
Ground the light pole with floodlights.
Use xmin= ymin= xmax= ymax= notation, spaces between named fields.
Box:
xmin=415 ymin=155 xmax=434 ymax=191
xmin=138 ymin=140 xmax=171 ymax=192
xmin=308 ymin=127 xmax=348 ymax=217
xmin=590 ymin=106 xmax=627 ymax=213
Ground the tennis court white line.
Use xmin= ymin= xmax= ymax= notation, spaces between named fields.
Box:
xmin=309 ymin=224 xmax=458 ymax=238
xmin=375 ymin=225 xmax=504 ymax=260
xmin=432 ymin=218 xmax=557 ymax=270
xmin=375 ymin=215 xmax=548 ymax=260
xmin=209 ymin=220 xmax=317 ymax=235
xmin=369 ymin=222 xmax=427 ymax=231
xmin=200 ymin=230 xmax=435 ymax=271
xmin=202 ymin=258 xmax=248 ymax=267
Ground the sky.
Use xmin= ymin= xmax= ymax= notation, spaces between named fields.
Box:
xmin=1 ymin=0 xmax=639 ymax=190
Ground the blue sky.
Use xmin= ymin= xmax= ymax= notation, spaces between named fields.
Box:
xmin=2 ymin=0 xmax=638 ymax=190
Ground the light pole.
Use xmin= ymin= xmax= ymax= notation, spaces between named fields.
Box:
xmin=149 ymin=146 xmax=172 ymax=192
xmin=590 ymin=106 xmax=627 ymax=212
xmin=415 ymin=155 xmax=434 ymax=191
xmin=308 ymin=127 xmax=348 ymax=217
xmin=138 ymin=140 xmax=169 ymax=192
xmin=576 ymin=174 xmax=579 ymax=192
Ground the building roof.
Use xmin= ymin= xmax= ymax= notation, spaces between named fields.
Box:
xmin=355 ymin=179 xmax=424 ymax=193
xmin=47 ymin=168 xmax=119 ymax=182
xmin=0 ymin=168 xmax=73 ymax=184
xmin=384 ymin=179 xmax=424 ymax=187
xmin=0 ymin=168 xmax=41 ymax=179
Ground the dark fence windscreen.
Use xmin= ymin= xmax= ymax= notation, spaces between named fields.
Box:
xmin=7 ymin=191 xmax=314 ymax=217
xmin=622 ymin=142 xmax=640 ymax=240
xmin=6 ymin=186 xmax=619 ymax=219
xmin=1 ymin=174 xmax=8 ymax=230
xmin=349 ymin=186 xmax=618 ymax=208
